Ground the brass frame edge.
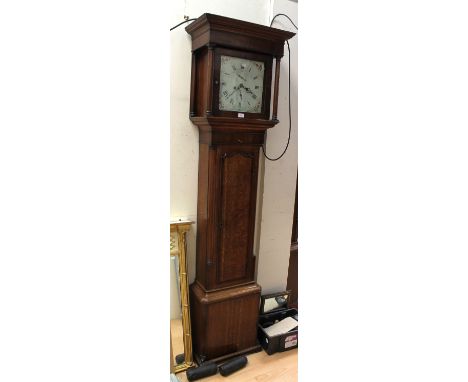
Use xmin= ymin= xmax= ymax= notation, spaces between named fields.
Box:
xmin=170 ymin=222 xmax=195 ymax=373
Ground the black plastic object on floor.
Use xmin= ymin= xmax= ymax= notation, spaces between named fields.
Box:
xmin=186 ymin=362 xmax=218 ymax=381
xmin=175 ymin=353 xmax=185 ymax=365
xmin=218 ymin=356 xmax=248 ymax=377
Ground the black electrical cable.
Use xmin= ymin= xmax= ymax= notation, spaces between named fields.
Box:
xmin=262 ymin=14 xmax=298 ymax=161
xmin=170 ymin=18 xmax=197 ymax=31
xmin=270 ymin=13 xmax=298 ymax=30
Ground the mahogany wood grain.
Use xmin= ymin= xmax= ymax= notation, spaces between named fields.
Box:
xmin=272 ymin=57 xmax=282 ymax=121
xmin=190 ymin=282 xmax=261 ymax=362
xmin=186 ymin=13 xmax=295 ymax=364
xmin=206 ymin=44 xmax=215 ymax=115
xmin=186 ymin=13 xmax=295 ymax=57
xmin=194 ymin=48 xmax=209 ymax=117
xmin=195 ymin=143 xmax=209 ymax=286
xmin=216 ymin=146 xmax=258 ymax=287
xmin=194 ymin=143 xmax=260 ymax=291
xmin=190 ymin=51 xmax=197 ymax=117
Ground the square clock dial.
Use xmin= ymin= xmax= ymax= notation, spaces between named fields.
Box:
xmin=219 ymin=55 xmax=264 ymax=113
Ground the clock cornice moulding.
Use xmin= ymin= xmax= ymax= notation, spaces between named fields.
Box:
xmin=185 ymin=13 xmax=295 ymax=57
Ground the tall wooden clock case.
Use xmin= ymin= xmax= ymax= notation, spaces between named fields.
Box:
xmin=185 ymin=13 xmax=294 ymax=364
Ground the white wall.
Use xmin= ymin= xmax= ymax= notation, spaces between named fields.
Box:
xmin=170 ymin=0 xmax=298 ymax=292
xmin=256 ymin=0 xmax=298 ymax=294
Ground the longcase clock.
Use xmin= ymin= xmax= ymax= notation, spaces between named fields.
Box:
xmin=185 ymin=13 xmax=295 ymax=364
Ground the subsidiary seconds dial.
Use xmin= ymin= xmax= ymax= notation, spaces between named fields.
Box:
xmin=219 ymin=55 xmax=264 ymax=113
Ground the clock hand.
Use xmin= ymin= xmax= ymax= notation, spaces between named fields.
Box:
xmin=243 ymin=87 xmax=258 ymax=99
xmin=226 ymin=86 xmax=238 ymax=98
xmin=236 ymin=73 xmax=247 ymax=82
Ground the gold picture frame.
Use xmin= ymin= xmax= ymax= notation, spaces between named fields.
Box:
xmin=170 ymin=220 xmax=194 ymax=373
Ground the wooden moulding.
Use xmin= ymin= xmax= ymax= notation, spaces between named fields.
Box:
xmin=190 ymin=116 xmax=278 ymax=129
xmin=205 ymin=44 xmax=215 ymax=116
xmin=191 ymin=116 xmax=277 ymax=146
xmin=272 ymin=56 xmax=282 ymax=122
xmin=189 ymin=51 xmax=197 ymax=117
xmin=199 ymin=130 xmax=266 ymax=146
xmin=194 ymin=143 xmax=260 ymax=291
xmin=186 ymin=14 xmax=295 ymax=121
xmin=190 ymin=281 xmax=262 ymax=364
xmin=185 ymin=13 xmax=295 ymax=57
xmin=191 ymin=280 xmax=261 ymax=303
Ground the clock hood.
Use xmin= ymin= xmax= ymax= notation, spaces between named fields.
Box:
xmin=185 ymin=13 xmax=295 ymax=57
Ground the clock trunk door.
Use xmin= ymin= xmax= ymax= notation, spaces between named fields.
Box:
xmin=211 ymin=145 xmax=259 ymax=289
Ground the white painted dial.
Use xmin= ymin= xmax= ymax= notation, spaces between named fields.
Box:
xmin=219 ymin=55 xmax=264 ymax=113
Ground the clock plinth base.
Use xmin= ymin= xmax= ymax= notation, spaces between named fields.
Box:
xmin=190 ymin=281 xmax=261 ymax=363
